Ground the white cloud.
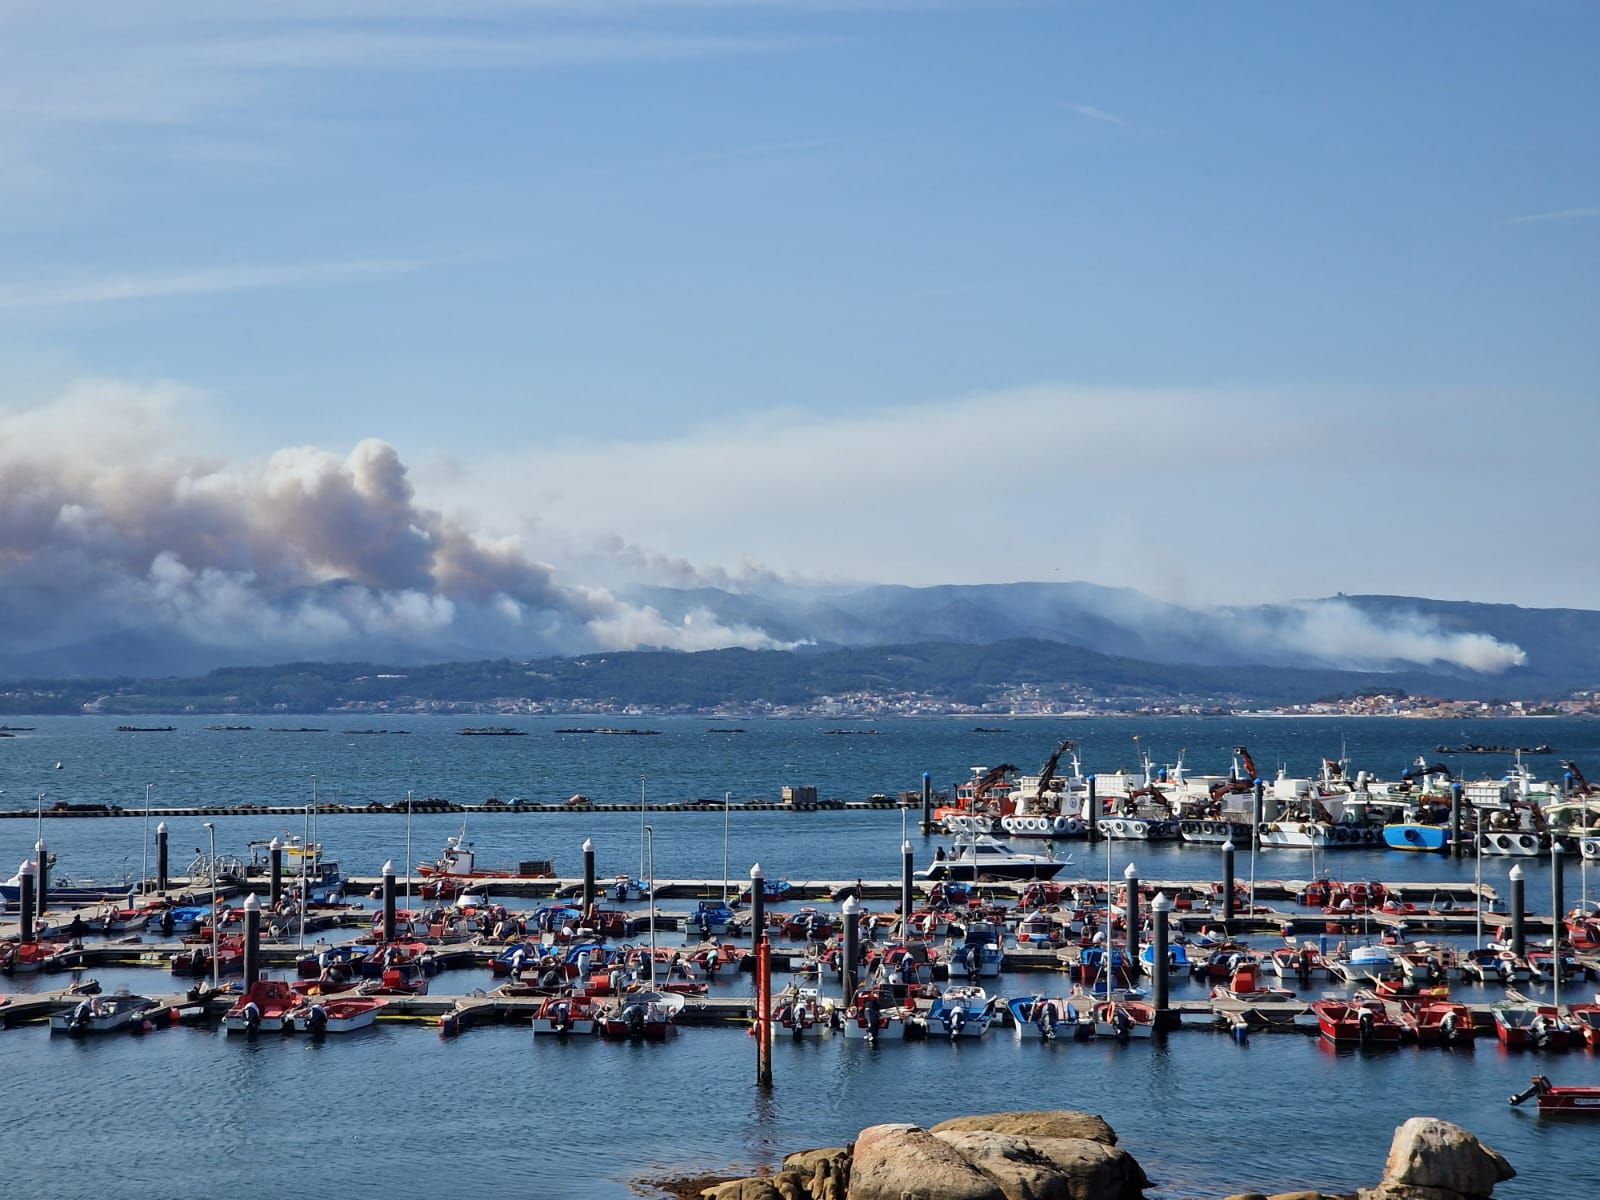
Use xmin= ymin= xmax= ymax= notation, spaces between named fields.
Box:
xmin=1066 ymin=102 xmax=1127 ymax=127
xmin=1507 ymin=206 xmax=1600 ymax=225
xmin=0 ymin=257 xmax=455 ymax=311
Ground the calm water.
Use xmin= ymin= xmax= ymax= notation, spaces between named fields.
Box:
xmin=4 ymin=716 xmax=1599 ymax=1198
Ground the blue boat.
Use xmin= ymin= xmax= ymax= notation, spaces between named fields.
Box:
xmin=1140 ymin=942 xmax=1190 ymax=971
xmin=1006 ymin=995 xmax=1092 ymax=1041
xmin=1074 ymin=946 xmax=1134 ymax=988
xmin=687 ymin=900 xmax=735 ymax=936
xmin=1383 ymin=824 xmax=1450 ymax=853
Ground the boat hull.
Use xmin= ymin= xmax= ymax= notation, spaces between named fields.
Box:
xmin=1383 ymin=825 xmax=1449 ymax=853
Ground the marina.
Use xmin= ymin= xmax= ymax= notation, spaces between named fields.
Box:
xmin=4 ymin=714 xmax=1600 ymax=1199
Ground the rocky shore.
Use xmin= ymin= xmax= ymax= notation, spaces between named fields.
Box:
xmin=644 ymin=1110 xmax=1514 ymax=1200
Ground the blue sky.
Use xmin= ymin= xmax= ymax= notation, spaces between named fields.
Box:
xmin=1 ymin=1 xmax=1597 ymax=619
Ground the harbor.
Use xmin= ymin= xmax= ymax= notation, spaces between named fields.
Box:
xmin=4 ymin=714 xmax=1600 ymax=1199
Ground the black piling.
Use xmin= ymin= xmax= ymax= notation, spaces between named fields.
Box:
xmin=1509 ymin=865 xmax=1526 ymax=959
xmin=35 ymin=839 xmax=47 ymax=916
xmin=1124 ymin=862 xmax=1140 ymax=972
xmin=1086 ymin=776 xmax=1098 ymax=843
xmin=382 ymin=860 xmax=397 ymax=943
xmin=842 ymin=897 xmax=861 ymax=1009
xmin=19 ymin=859 xmax=36 ymax=942
xmin=1151 ymin=892 xmax=1171 ymax=1013
xmin=269 ymin=838 xmax=284 ymax=907
xmin=1222 ymin=840 xmax=1236 ymax=924
xmin=900 ymin=840 xmax=914 ymax=934
xmin=1450 ymin=783 xmax=1464 ymax=859
xmin=155 ymin=822 xmax=168 ymax=893
xmin=582 ymin=838 xmax=596 ymax=916
xmin=242 ymin=894 xmax=262 ymax=986
xmin=750 ymin=864 xmax=767 ymax=947
xmin=920 ymin=772 xmax=933 ymax=835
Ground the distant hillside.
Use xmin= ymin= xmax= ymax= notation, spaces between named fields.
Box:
xmin=0 ymin=638 xmax=1528 ymax=716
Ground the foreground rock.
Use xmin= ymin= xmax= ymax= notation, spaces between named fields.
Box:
xmin=663 ymin=1111 xmax=1511 ymax=1200
xmin=1360 ymin=1118 xmax=1515 ymax=1200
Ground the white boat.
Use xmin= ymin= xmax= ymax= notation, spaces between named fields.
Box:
xmin=949 ymin=920 xmax=1004 ymax=980
xmin=1092 ymin=999 xmax=1156 ymax=1040
xmin=289 ymin=996 xmax=385 ymax=1034
xmin=927 ymin=985 xmax=997 ymax=1039
xmin=842 ymin=990 xmax=925 ymax=1041
xmin=1007 ymin=994 xmax=1091 ymax=1041
xmin=777 ymin=986 xmax=834 ymax=1039
xmin=919 ymin=837 xmax=1068 ymax=882
xmin=49 ymin=990 xmax=156 ymax=1036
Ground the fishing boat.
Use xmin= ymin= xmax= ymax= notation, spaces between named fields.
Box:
xmin=289 ymin=996 xmax=385 ymax=1034
xmin=223 ymin=980 xmax=299 ymax=1035
xmin=1310 ymin=998 xmax=1401 ymax=1045
xmin=927 ymin=985 xmax=996 ymax=1038
xmin=49 ymin=990 xmax=156 ymax=1036
xmin=1398 ymin=1000 xmax=1476 ymax=1045
xmin=1092 ymin=999 xmax=1156 ymax=1040
xmin=1007 ymin=994 xmax=1092 ymax=1041
xmin=1493 ymin=1001 xmax=1571 ymax=1051
xmin=1099 ymin=814 xmax=1181 ymax=841
xmin=1510 ymin=1076 xmax=1600 ymax=1112
xmin=775 ymin=986 xmax=832 ymax=1038
xmin=1 ymin=871 xmax=135 ymax=907
xmin=919 ymin=836 xmax=1067 ymax=883
xmin=598 ymin=990 xmax=682 ymax=1041
xmin=416 ymin=829 xmax=555 ymax=883
xmin=530 ymin=994 xmax=601 ymax=1036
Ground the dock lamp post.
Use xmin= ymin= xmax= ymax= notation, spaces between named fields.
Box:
xmin=1150 ymin=891 xmax=1173 ymax=1016
xmin=203 ymin=821 xmax=218 ymax=990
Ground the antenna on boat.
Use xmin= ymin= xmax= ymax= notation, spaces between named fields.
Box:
xmin=405 ymin=789 xmax=414 ymax=916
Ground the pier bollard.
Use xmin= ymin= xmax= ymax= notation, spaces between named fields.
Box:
xmin=1124 ymin=862 xmax=1140 ymax=974
xmin=842 ymin=895 xmax=861 ymax=1010
xmin=35 ymin=839 xmax=48 ymax=916
xmin=1222 ymin=840 xmax=1236 ymax=924
xmin=750 ymin=863 xmax=766 ymax=948
xmin=242 ymin=893 xmax=262 ymax=985
xmin=1450 ymin=783 xmax=1464 ymax=859
xmin=581 ymin=838 xmax=597 ymax=917
xmin=156 ymin=822 xmax=168 ymax=893
xmin=382 ymin=860 xmax=397 ymax=943
xmin=269 ymin=837 xmax=284 ymax=907
xmin=1151 ymin=891 xmax=1172 ymax=1015
xmin=18 ymin=859 xmax=35 ymax=942
xmin=900 ymin=840 xmax=914 ymax=936
xmin=920 ymin=772 xmax=933 ymax=836
xmin=1086 ymin=777 xmax=1098 ymax=843
xmin=1509 ymin=864 xmax=1525 ymax=960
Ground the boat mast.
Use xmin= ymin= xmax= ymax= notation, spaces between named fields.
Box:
xmin=722 ymin=792 xmax=731 ymax=905
xmin=1105 ymin=795 xmax=1113 ymax=1001
xmin=405 ymin=789 xmax=413 ymax=915
xmin=1474 ymin=796 xmax=1483 ymax=950
xmin=639 ymin=774 xmax=647 ymax=882
xmin=299 ymin=800 xmax=309 ymax=950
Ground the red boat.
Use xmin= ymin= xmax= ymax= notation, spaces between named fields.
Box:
xmin=1494 ymin=1002 xmax=1571 ymax=1052
xmin=223 ymin=980 xmax=298 ymax=1034
xmin=1566 ymin=1003 xmax=1600 ymax=1049
xmin=1211 ymin=963 xmax=1295 ymax=1003
xmin=416 ymin=832 xmax=554 ymax=883
xmin=1310 ymin=998 xmax=1401 ymax=1045
xmin=1510 ymin=1075 xmax=1600 ymax=1112
xmin=0 ymin=940 xmax=66 ymax=973
xmin=1399 ymin=1000 xmax=1476 ymax=1045
xmin=599 ymin=992 xmax=681 ymax=1041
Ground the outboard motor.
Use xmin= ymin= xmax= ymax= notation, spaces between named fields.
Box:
xmin=243 ymin=1001 xmax=262 ymax=1034
xmin=623 ymin=1004 xmax=646 ymax=1040
xmin=1113 ymin=1008 xmax=1133 ymax=1041
xmin=538 ymin=967 xmax=562 ymax=990
xmin=1440 ymin=1010 xmax=1458 ymax=1041
xmin=864 ymin=1000 xmax=882 ymax=1042
xmin=306 ymin=1005 xmax=329 ymax=1035
xmin=189 ymin=947 xmax=206 ymax=975
xmin=1358 ymin=1007 xmax=1374 ymax=1043
xmin=1035 ymin=1000 xmax=1055 ymax=1040
xmin=68 ymin=1000 xmax=93 ymax=1037
xmin=948 ymin=1005 xmax=967 ymax=1039
xmin=963 ymin=945 xmax=980 ymax=982
xmin=552 ymin=1000 xmax=571 ymax=1031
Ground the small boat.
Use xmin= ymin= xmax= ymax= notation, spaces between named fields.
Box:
xmin=1310 ymin=998 xmax=1401 ymax=1045
xmin=223 ymin=980 xmax=299 ymax=1035
xmin=684 ymin=899 xmax=735 ymax=938
xmin=1566 ymin=1002 xmax=1600 ymax=1049
xmin=919 ymin=836 xmax=1067 ymax=883
xmin=1460 ymin=947 xmax=1519 ymax=986
xmin=530 ymin=994 xmax=600 ymax=1036
xmin=416 ymin=829 xmax=555 ymax=883
xmin=781 ymin=908 xmax=837 ymax=942
xmin=738 ymin=877 xmax=793 ymax=903
xmin=1382 ymin=823 xmax=1450 ymax=853
xmin=927 ymin=985 xmax=997 ymax=1038
xmin=1139 ymin=941 xmax=1191 ymax=973
xmin=0 ymin=940 xmax=66 ymax=973
xmin=1092 ymin=999 xmax=1157 ymax=1040
xmin=1076 ymin=945 xmax=1137 ymax=989
xmin=949 ymin=920 xmax=1004 ymax=980
xmin=1007 ymin=995 xmax=1092 ymax=1041
xmin=289 ymin=996 xmax=385 ymax=1034
xmin=1493 ymin=1002 xmax=1571 ymax=1051
xmin=775 ymin=986 xmax=833 ymax=1038
xmin=1 ymin=872 xmax=135 ymax=907
xmin=1510 ymin=1075 xmax=1600 ymax=1112
xmin=841 ymin=987 xmax=925 ymax=1042
xmin=1399 ymin=1000 xmax=1476 ymax=1046
xmin=49 ymin=990 xmax=157 ymax=1036
xmin=1270 ymin=944 xmax=1328 ymax=982
xmin=1212 ymin=963 xmax=1295 ymax=1004
xmin=599 ymin=990 xmax=682 ymax=1041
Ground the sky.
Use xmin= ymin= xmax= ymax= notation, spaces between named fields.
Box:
xmin=0 ymin=1 xmax=1597 ymax=666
